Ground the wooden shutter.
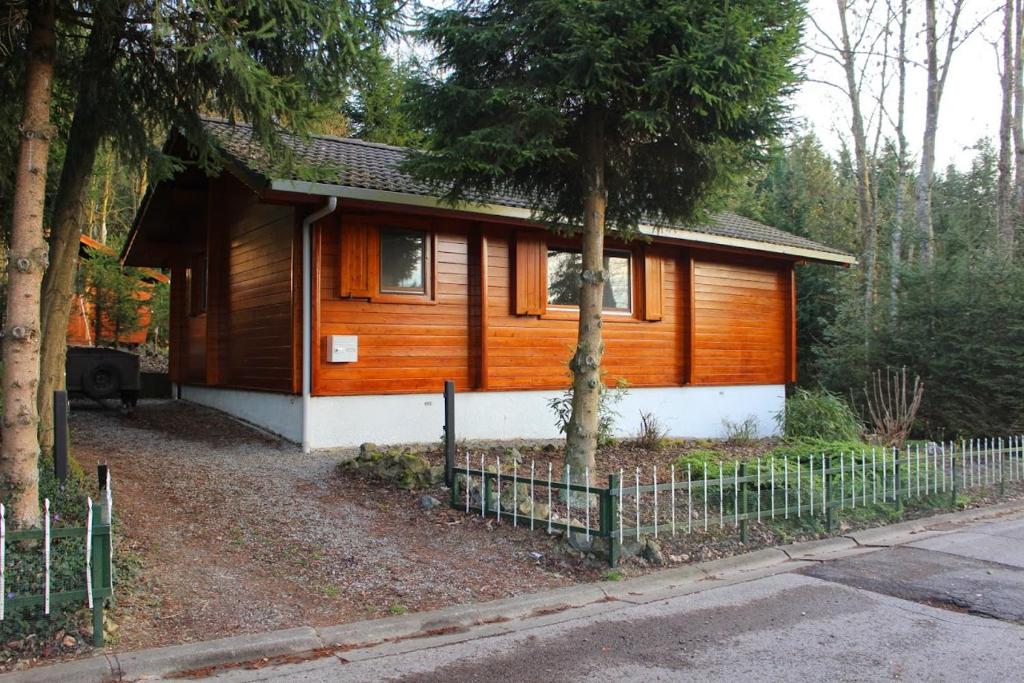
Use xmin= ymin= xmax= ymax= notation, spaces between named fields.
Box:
xmin=642 ymin=250 xmax=664 ymax=321
xmin=339 ymin=221 xmax=373 ymax=298
xmin=514 ymin=233 xmax=547 ymax=315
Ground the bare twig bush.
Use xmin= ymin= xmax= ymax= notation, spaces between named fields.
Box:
xmin=633 ymin=411 xmax=667 ymax=452
xmin=722 ymin=415 xmax=760 ymax=446
xmin=863 ymin=366 xmax=924 ymax=449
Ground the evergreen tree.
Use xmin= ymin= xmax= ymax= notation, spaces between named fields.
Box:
xmin=34 ymin=0 xmax=399 ymax=458
xmin=407 ymin=0 xmax=803 ymax=477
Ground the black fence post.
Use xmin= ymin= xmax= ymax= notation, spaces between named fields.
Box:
xmin=97 ymin=462 xmax=108 ymax=492
xmin=53 ymin=390 xmax=69 ymax=483
xmin=443 ymin=380 xmax=455 ymax=487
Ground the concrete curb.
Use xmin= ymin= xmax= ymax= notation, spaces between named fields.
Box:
xmin=4 ymin=499 xmax=1022 ymax=682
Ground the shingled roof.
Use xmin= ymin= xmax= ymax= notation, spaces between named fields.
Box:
xmin=203 ymin=117 xmax=854 ymax=264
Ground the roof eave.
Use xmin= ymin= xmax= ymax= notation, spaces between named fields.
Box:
xmin=270 ymin=179 xmax=857 ymax=266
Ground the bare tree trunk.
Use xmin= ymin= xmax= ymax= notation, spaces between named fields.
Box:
xmin=564 ymin=109 xmax=607 ymax=484
xmin=2 ymin=0 xmax=56 ymax=529
xmin=998 ymin=0 xmax=1016 ymax=255
xmin=1014 ymin=0 xmax=1024 ymax=251
xmin=890 ymin=0 xmax=909 ymax=318
xmin=915 ymin=0 xmax=966 ymax=264
xmin=98 ymin=155 xmax=113 ymax=245
xmin=836 ymin=0 xmax=876 ymax=317
xmin=37 ymin=3 xmax=126 ymax=455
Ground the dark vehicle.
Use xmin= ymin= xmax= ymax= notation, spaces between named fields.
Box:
xmin=66 ymin=346 xmax=141 ymax=409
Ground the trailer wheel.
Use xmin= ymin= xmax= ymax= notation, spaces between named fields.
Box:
xmin=82 ymin=364 xmax=121 ymax=400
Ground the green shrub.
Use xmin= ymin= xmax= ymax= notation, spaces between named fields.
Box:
xmin=0 ymin=455 xmax=94 ymax=653
xmin=777 ymin=388 xmax=862 ymax=441
xmin=548 ymin=378 xmax=629 ymax=447
xmin=673 ymin=450 xmax=732 ymax=479
xmin=768 ymin=437 xmax=871 ymax=463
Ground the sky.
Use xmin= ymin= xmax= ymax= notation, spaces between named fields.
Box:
xmin=793 ymin=0 xmax=1003 ymax=168
xmin=405 ymin=1 xmax=1005 ymax=169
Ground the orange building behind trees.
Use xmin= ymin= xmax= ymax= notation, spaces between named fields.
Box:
xmin=68 ymin=235 xmax=169 ymax=348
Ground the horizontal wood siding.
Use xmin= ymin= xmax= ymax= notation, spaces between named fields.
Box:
xmin=224 ymin=201 xmax=296 ymax=392
xmin=691 ymin=257 xmax=788 ymax=385
xmin=486 ymin=236 xmax=683 ymax=391
xmin=314 ymin=212 xmax=473 ymax=395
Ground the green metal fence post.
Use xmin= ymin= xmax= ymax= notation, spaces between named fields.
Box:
xmin=91 ymin=500 xmax=108 ymax=647
xmin=450 ymin=469 xmax=461 ymax=508
xmin=825 ymin=455 xmax=834 ymax=532
xmin=608 ymin=473 xmax=620 ymax=568
xmin=739 ymin=462 xmax=749 ymax=544
xmin=894 ymin=448 xmax=903 ymax=511
xmin=1000 ymin=438 xmax=1006 ymax=497
xmin=482 ymin=470 xmax=492 ymax=517
xmin=950 ymin=445 xmax=959 ymax=509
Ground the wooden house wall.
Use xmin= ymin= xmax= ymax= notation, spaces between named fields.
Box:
xmin=311 ymin=207 xmax=794 ymax=397
xmin=690 ymin=255 xmax=791 ymax=386
xmin=166 ymin=179 xmax=796 ymax=397
xmin=167 ymin=174 xmax=297 ymax=392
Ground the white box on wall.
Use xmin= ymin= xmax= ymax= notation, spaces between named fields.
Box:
xmin=328 ymin=335 xmax=358 ymax=363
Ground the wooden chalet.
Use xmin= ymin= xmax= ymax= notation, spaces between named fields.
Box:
xmin=123 ymin=118 xmax=854 ymax=449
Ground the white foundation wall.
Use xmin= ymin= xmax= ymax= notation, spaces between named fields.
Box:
xmin=306 ymin=385 xmax=784 ymax=449
xmin=180 ymin=385 xmax=303 ymax=443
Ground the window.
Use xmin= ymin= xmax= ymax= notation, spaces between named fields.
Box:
xmin=547 ymin=248 xmax=631 ymax=311
xmin=379 ymin=227 xmax=427 ymax=294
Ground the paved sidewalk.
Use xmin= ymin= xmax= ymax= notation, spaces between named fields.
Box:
xmin=197 ymin=514 xmax=1024 ymax=682
xmin=5 ymin=501 xmax=1023 ymax=682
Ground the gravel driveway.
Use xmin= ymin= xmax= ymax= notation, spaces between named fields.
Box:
xmin=70 ymin=400 xmax=585 ymax=653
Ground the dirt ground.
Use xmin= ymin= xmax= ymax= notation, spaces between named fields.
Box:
xmin=70 ymin=401 xmax=602 ymax=654
xmin=67 ymin=400 xmax=1024 ymax=659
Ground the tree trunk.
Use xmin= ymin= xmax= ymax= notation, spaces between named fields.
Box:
xmin=915 ymin=0 xmax=941 ymax=264
xmin=890 ymin=0 xmax=909 ymax=318
xmin=563 ymin=110 xmax=607 ymax=484
xmin=1014 ymin=0 xmax=1024 ymax=251
xmin=2 ymin=0 xmax=56 ymax=529
xmin=915 ymin=0 xmax=965 ymax=263
xmin=998 ymin=0 xmax=1016 ymax=255
xmin=837 ymin=0 xmax=876 ymax=319
xmin=99 ymin=156 xmax=113 ymax=245
xmin=37 ymin=4 xmax=125 ymax=455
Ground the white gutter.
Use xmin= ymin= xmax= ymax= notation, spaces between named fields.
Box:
xmin=301 ymin=196 xmax=338 ymax=453
xmin=271 ymin=179 xmax=856 ymax=266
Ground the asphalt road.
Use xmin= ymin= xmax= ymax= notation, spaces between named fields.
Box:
xmin=203 ymin=516 xmax=1024 ymax=682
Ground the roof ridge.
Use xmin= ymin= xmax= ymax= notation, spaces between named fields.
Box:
xmin=200 ymin=115 xmax=413 ymax=154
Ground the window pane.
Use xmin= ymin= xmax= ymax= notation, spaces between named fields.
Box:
xmin=546 ymin=248 xmax=631 ymax=311
xmin=547 ymin=249 xmax=582 ymax=306
xmin=604 ymin=253 xmax=631 ymax=310
xmin=380 ymin=228 xmax=425 ymax=292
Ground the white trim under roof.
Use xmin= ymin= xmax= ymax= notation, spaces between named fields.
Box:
xmin=270 ymin=179 xmax=857 ymax=266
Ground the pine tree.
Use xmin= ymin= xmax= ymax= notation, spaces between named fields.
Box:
xmin=406 ymin=0 xmax=803 ymax=478
xmin=35 ymin=0 xmax=399 ymax=456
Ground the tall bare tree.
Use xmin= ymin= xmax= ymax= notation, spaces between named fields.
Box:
xmin=808 ymin=1 xmax=889 ymax=314
xmin=998 ymin=0 xmax=1016 ymax=255
xmin=914 ymin=0 xmax=968 ymax=263
xmin=1 ymin=0 xmax=56 ymax=529
xmin=889 ymin=0 xmax=910 ymax=315
xmin=1014 ymin=0 xmax=1024 ymax=251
